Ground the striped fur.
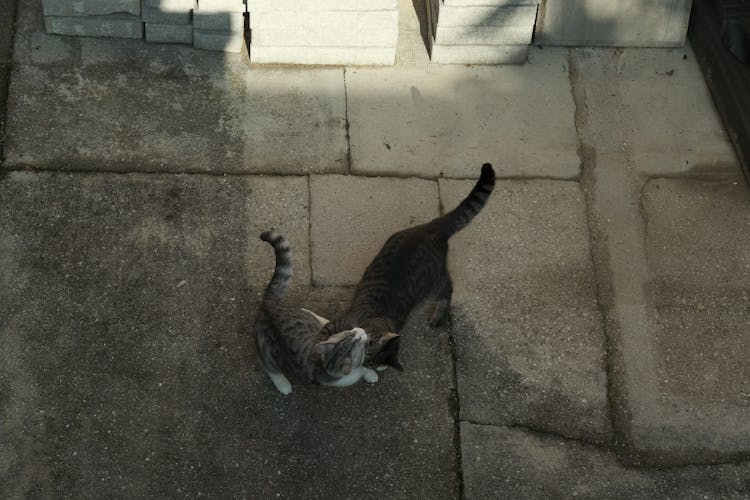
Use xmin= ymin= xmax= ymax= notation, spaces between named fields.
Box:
xmin=320 ymin=163 xmax=496 ymax=371
xmin=254 ymin=231 xmax=378 ymax=394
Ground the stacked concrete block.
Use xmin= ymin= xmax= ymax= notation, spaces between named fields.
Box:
xmin=193 ymin=0 xmax=246 ymax=53
xmin=143 ymin=0 xmax=195 ymax=45
xmin=42 ymin=0 xmax=143 ymax=38
xmin=248 ymin=0 xmax=399 ymax=66
xmin=427 ymin=0 xmax=539 ymax=64
xmin=536 ymin=0 xmax=693 ymax=47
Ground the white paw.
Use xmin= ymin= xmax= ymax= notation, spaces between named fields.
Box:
xmin=353 ymin=328 xmax=367 ymax=341
xmin=269 ymin=372 xmax=292 ymax=395
xmin=375 ymin=365 xmax=388 ymax=372
xmin=363 ymin=367 xmax=379 ymax=384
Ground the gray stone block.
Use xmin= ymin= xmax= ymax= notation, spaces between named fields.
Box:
xmin=435 ymin=2 xmax=535 ymax=26
xmin=249 ymin=10 xmax=398 ymax=47
xmin=346 ymin=48 xmax=580 ymax=178
xmin=573 ymin=47 xmax=736 ymax=176
xmin=536 ymin=0 xmax=692 ymax=47
xmin=44 ymin=14 xmax=144 ymax=38
xmin=195 ymin=0 xmax=245 ymax=12
xmin=144 ymin=0 xmax=195 ymax=10
xmin=309 ymin=175 xmax=440 ymax=286
xmin=250 ymin=46 xmax=396 ymax=65
xmin=430 ymin=43 xmax=529 ymax=64
xmin=431 ymin=4 xmax=535 ymax=45
xmin=194 ymin=11 xmax=244 ymax=32
xmin=443 ymin=0 xmax=537 ymax=4
xmin=142 ymin=5 xmax=192 ymax=25
xmin=461 ymin=424 xmax=750 ymax=499
xmin=249 ymin=0 xmax=397 ymax=10
xmin=432 ymin=23 xmax=533 ymax=45
xmin=42 ymin=0 xmax=140 ymax=16
xmin=193 ymin=29 xmax=244 ymax=52
xmin=443 ymin=179 xmax=611 ymax=444
xmin=145 ymin=23 xmax=192 ymax=44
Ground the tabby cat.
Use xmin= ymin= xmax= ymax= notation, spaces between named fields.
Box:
xmin=319 ymin=163 xmax=496 ymax=371
xmin=255 ymin=230 xmax=379 ymax=394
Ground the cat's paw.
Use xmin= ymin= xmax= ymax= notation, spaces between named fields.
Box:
xmin=363 ymin=367 xmax=379 ymax=384
xmin=352 ymin=328 xmax=368 ymax=342
xmin=269 ymin=372 xmax=293 ymax=395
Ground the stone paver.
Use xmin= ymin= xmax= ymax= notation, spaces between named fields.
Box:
xmin=0 ymin=172 xmax=458 ymax=498
xmin=346 ymin=47 xmax=580 ymax=179
xmin=4 ymin=0 xmax=347 ymax=174
xmin=441 ymin=178 xmax=611 ymax=445
xmin=578 ymin=46 xmax=736 ymax=176
xmin=641 ymin=177 xmax=750 ymax=460
xmin=309 ymin=174 xmax=440 ymax=286
xmin=461 ymin=423 xmax=750 ymax=500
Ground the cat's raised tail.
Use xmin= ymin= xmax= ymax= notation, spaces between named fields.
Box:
xmin=437 ymin=163 xmax=496 ymax=236
xmin=260 ymin=230 xmax=293 ymax=302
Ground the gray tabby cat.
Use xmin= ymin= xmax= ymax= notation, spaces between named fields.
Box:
xmin=319 ymin=163 xmax=496 ymax=371
xmin=254 ymin=230 xmax=379 ymax=394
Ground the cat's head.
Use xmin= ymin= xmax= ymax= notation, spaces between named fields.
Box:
xmin=366 ymin=332 xmax=403 ymax=372
xmin=313 ymin=327 xmax=369 ymax=378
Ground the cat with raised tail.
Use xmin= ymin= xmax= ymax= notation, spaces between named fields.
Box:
xmin=255 ymin=230 xmax=379 ymax=394
xmin=318 ymin=163 xmax=496 ymax=371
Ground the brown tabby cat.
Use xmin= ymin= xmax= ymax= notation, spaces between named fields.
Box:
xmin=318 ymin=163 xmax=496 ymax=371
xmin=254 ymin=230 xmax=379 ymax=394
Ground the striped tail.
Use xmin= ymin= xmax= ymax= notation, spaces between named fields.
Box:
xmin=438 ymin=163 xmax=495 ymax=236
xmin=260 ymin=230 xmax=293 ymax=302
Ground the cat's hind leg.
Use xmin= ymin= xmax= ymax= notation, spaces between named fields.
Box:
xmin=266 ymin=370 xmax=293 ymax=395
xmin=429 ymin=276 xmax=453 ymax=327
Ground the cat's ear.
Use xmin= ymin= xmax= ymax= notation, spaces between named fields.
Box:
xmin=379 ymin=332 xmax=403 ymax=372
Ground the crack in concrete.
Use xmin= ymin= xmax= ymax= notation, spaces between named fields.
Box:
xmin=343 ymin=67 xmax=352 ymax=174
xmin=567 ymin=48 xmax=632 ymax=458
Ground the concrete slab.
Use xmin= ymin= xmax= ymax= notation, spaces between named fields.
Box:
xmin=441 ymin=179 xmax=611 ymax=445
xmin=346 ymin=47 xmax=580 ymax=179
xmin=460 ymin=423 xmax=750 ymax=499
xmin=575 ymin=47 xmax=737 ymax=177
xmin=5 ymin=0 xmax=347 ymax=174
xmin=639 ymin=178 xmax=750 ymax=461
xmin=0 ymin=171 xmax=458 ymax=498
xmin=536 ymin=0 xmax=691 ymax=47
xmin=310 ymin=175 xmax=440 ymax=286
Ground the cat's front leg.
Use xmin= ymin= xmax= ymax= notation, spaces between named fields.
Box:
xmin=362 ymin=367 xmax=379 ymax=384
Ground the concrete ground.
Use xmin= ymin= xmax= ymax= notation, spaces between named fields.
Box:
xmin=2 ymin=0 xmax=750 ymax=498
